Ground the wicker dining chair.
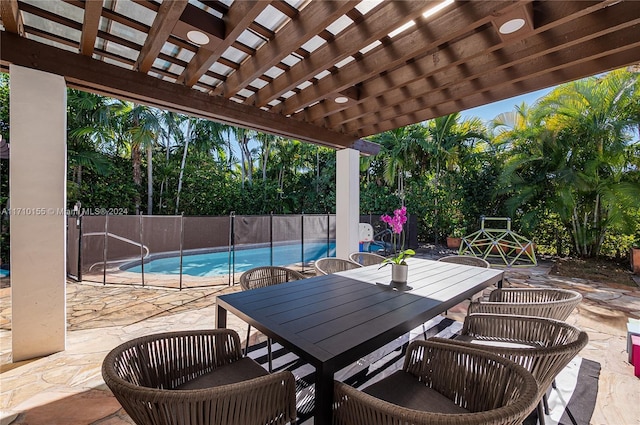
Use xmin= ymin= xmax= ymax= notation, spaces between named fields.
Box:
xmin=438 ymin=255 xmax=491 ymax=304
xmin=467 ymin=287 xmax=583 ymax=320
xmin=240 ymin=266 xmax=305 ymax=371
xmin=102 ymin=329 xmax=297 ymax=425
xmin=333 ymin=339 xmax=538 ymax=425
xmin=431 ymin=313 xmax=589 ymax=425
xmin=438 ymin=255 xmax=490 ymax=268
xmin=314 ymin=257 xmax=362 ymax=276
xmin=349 ymin=251 xmax=386 ymax=266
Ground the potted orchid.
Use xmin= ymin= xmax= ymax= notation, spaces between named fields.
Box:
xmin=379 ymin=206 xmax=415 ymax=284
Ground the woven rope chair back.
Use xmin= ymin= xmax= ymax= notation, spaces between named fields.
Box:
xmin=469 ymin=288 xmax=582 ymax=320
xmin=102 ymin=330 xmax=297 ymax=425
xmin=314 ymin=257 xmax=362 ymax=276
xmin=349 ymin=252 xmax=386 ymax=266
xmin=455 ymin=314 xmax=588 ymax=402
xmin=240 ymin=266 xmax=305 ymax=291
xmin=334 ymin=340 xmax=539 ymax=425
xmin=438 ymin=255 xmax=490 ymax=268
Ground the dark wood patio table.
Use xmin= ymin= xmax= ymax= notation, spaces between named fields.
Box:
xmin=216 ymin=257 xmax=503 ymax=424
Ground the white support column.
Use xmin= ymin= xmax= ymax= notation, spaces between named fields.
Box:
xmin=10 ymin=65 xmax=67 ymax=361
xmin=336 ymin=148 xmax=360 ymax=259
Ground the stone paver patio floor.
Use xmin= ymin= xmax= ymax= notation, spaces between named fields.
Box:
xmin=1 ymin=256 xmax=639 ymax=425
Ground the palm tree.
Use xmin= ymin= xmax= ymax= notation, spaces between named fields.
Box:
xmin=174 ymin=117 xmax=227 ymax=214
xmin=425 ymin=113 xmax=488 ymax=242
xmin=67 ymin=90 xmax=119 ymax=186
xmin=371 ymin=124 xmax=428 ymax=199
xmin=272 ymin=138 xmax=302 ymax=197
xmin=234 ymin=127 xmax=256 ymax=188
xmin=157 ymin=111 xmax=183 ymax=214
xmin=502 ymin=70 xmax=640 ymax=257
xmin=256 ymin=132 xmax=276 ymax=182
xmin=117 ymin=103 xmax=162 ymax=215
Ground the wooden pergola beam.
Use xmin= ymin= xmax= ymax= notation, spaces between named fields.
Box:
xmin=247 ymin=0 xmax=429 ymax=108
xmin=352 ymin=24 xmax=640 ymax=134
xmin=301 ymin=0 xmax=612 ymax=128
xmin=0 ymin=32 xmax=379 ymax=155
xmin=277 ymin=1 xmax=524 ymax=116
xmin=0 ymin=0 xmax=23 ymax=35
xmin=179 ymin=1 xmax=271 ymax=88
xmin=360 ymin=44 xmax=640 ymax=136
xmin=79 ymin=0 xmax=103 ymax=56
xmin=212 ymin=0 xmax=359 ymax=99
xmin=334 ymin=1 xmax=637 ymax=131
xmin=135 ymin=0 xmax=188 ymax=73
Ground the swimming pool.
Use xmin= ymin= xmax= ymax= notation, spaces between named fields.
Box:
xmin=123 ymin=242 xmax=336 ymax=277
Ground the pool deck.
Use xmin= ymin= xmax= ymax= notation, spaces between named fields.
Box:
xmin=1 ymin=253 xmax=639 ymax=425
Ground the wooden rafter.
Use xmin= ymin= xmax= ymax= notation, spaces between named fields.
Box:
xmin=135 ymin=0 xmax=188 ymax=73
xmin=0 ymin=0 xmax=23 ymax=35
xmin=212 ymin=0 xmax=360 ymax=99
xmin=277 ymin=1 xmax=521 ymax=116
xmin=80 ymin=0 xmax=103 ymax=56
xmin=247 ymin=0 xmax=429 ymax=108
xmin=362 ymin=46 xmax=640 ymax=137
xmin=355 ymin=24 xmax=640 ymax=135
xmin=179 ymin=1 xmax=271 ymax=88
xmin=0 ymin=32 xmax=379 ymax=155
xmin=21 ymin=1 xmax=81 ymax=30
xmin=342 ymin=6 xmax=640 ymax=133
xmin=315 ymin=0 xmax=622 ymax=130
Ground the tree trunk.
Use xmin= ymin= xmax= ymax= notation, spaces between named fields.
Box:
xmin=175 ymin=124 xmax=191 ymax=214
xmin=160 ymin=121 xmax=172 ymax=214
xmin=433 ymin=159 xmax=440 ymax=245
xmin=262 ymin=142 xmax=270 ymax=182
xmin=240 ymin=135 xmax=253 ymax=186
xmin=240 ymin=147 xmax=246 ymax=189
xmin=132 ymin=146 xmax=142 ymax=214
xmin=147 ymin=143 xmax=153 ymax=215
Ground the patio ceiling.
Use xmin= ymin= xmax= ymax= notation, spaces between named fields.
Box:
xmin=1 ymin=1 xmax=640 ymax=155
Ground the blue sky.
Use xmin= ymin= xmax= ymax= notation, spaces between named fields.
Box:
xmin=459 ymin=87 xmax=555 ymax=124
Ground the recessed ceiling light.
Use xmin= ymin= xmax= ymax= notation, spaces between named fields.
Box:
xmin=499 ymin=18 xmax=525 ymax=34
xmin=334 ymin=96 xmax=349 ymax=104
xmin=187 ymin=30 xmax=210 ymax=45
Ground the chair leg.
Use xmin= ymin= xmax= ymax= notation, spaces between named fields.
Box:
xmin=245 ymin=325 xmax=251 ymax=356
xmin=543 ymin=393 xmax=550 ymax=415
xmin=537 ymin=400 xmax=546 ymax=425
xmin=267 ymin=338 xmax=273 ymax=372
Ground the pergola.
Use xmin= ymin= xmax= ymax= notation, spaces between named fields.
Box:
xmin=1 ymin=0 xmax=639 ymax=360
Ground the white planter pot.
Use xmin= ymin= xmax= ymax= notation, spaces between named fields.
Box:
xmin=391 ymin=263 xmax=408 ymax=284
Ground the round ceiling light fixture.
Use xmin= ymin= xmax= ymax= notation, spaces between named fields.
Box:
xmin=334 ymin=96 xmax=349 ymax=104
xmin=187 ymin=30 xmax=210 ymax=46
xmin=499 ymin=18 xmax=525 ymax=34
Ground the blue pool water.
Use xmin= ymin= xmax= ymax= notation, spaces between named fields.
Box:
xmin=124 ymin=242 xmax=336 ymax=277
xmin=0 ymin=269 xmax=8 ymax=278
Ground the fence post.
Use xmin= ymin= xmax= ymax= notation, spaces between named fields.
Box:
xmin=327 ymin=212 xmax=330 ymax=258
xmin=228 ymin=212 xmax=234 ymax=286
xmin=139 ymin=214 xmax=145 ymax=287
xmin=103 ymin=214 xmax=108 ymax=285
xmin=270 ymin=212 xmax=274 ymax=266
xmin=77 ymin=214 xmax=83 ymax=282
xmin=301 ymin=213 xmax=305 ymax=270
xmin=179 ymin=214 xmax=184 ymax=291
